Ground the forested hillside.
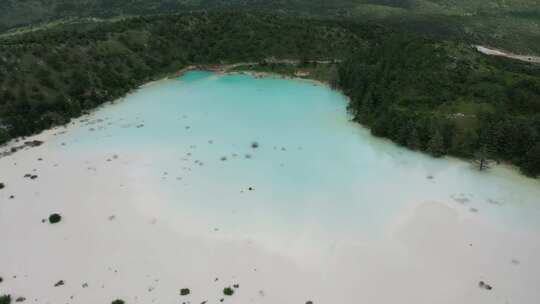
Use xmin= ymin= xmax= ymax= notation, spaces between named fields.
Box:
xmin=339 ymin=36 xmax=540 ymax=176
xmin=1 ymin=0 xmax=539 ymax=54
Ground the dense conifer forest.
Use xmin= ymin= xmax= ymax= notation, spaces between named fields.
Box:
xmin=338 ymin=36 xmax=540 ymax=177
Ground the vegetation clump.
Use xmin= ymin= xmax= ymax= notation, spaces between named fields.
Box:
xmin=180 ymin=288 xmax=190 ymax=296
xmin=111 ymin=300 xmax=125 ymax=304
xmin=0 ymin=295 xmax=11 ymax=304
xmin=223 ymin=287 xmax=234 ymax=296
xmin=0 ymin=183 xmax=5 ymax=190
xmin=48 ymin=213 xmax=62 ymax=224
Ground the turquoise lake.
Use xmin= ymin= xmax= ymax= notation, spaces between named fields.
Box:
xmin=62 ymin=71 xmax=540 ymax=246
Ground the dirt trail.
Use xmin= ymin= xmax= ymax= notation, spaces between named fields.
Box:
xmin=475 ymin=45 xmax=540 ymax=63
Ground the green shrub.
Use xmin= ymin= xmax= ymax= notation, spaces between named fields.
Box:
xmin=49 ymin=213 xmax=62 ymax=224
xmin=180 ymin=288 xmax=190 ymax=296
xmin=0 ymin=295 xmax=11 ymax=304
xmin=111 ymin=300 xmax=125 ymax=304
xmin=223 ymin=287 xmax=234 ymax=296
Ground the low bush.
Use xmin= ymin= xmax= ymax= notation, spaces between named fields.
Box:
xmin=48 ymin=213 xmax=62 ymax=224
xmin=0 ymin=295 xmax=11 ymax=304
xmin=180 ymin=288 xmax=190 ymax=296
xmin=223 ymin=287 xmax=234 ymax=296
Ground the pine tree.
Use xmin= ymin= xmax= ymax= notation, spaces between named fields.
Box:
xmin=407 ymin=127 xmax=421 ymax=150
xmin=521 ymin=143 xmax=540 ymax=177
xmin=427 ymin=130 xmax=445 ymax=157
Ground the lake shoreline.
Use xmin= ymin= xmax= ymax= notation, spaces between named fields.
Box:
xmin=0 ymin=64 xmax=533 ymax=181
xmin=2 ymin=71 xmax=540 ymax=303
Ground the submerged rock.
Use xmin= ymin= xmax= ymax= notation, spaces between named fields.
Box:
xmin=478 ymin=281 xmax=493 ymax=290
xmin=25 ymin=140 xmax=43 ymax=147
xmin=54 ymin=280 xmax=64 ymax=287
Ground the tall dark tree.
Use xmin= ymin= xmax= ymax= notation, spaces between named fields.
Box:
xmin=521 ymin=143 xmax=540 ymax=177
xmin=427 ymin=130 xmax=445 ymax=157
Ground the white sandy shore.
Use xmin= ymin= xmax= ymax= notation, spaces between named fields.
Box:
xmin=1 ymin=75 xmax=540 ymax=304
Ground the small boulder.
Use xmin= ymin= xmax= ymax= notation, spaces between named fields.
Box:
xmin=478 ymin=281 xmax=493 ymax=290
xmin=54 ymin=280 xmax=64 ymax=287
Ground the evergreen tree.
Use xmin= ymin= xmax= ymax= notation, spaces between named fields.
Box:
xmin=521 ymin=143 xmax=540 ymax=177
xmin=407 ymin=127 xmax=421 ymax=150
xmin=427 ymin=130 xmax=445 ymax=157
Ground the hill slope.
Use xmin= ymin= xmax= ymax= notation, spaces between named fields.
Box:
xmin=1 ymin=0 xmax=539 ymax=53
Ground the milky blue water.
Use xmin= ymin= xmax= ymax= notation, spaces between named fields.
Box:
xmin=64 ymin=71 xmax=540 ymax=245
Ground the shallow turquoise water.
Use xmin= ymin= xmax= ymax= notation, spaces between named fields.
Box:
xmin=63 ymin=71 xmax=540 ymax=243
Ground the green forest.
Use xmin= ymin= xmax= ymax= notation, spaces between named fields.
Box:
xmin=0 ymin=12 xmax=539 ymax=177
xmin=2 ymin=0 xmax=539 ymax=54
xmin=339 ymin=36 xmax=540 ymax=177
